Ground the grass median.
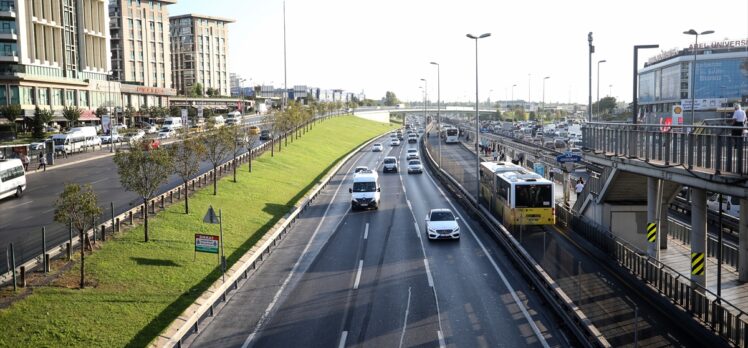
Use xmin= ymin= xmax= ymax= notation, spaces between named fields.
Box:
xmin=0 ymin=116 xmax=396 ymax=347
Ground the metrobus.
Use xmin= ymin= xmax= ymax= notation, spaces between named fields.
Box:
xmin=445 ymin=127 xmax=459 ymax=143
xmin=479 ymin=161 xmax=555 ymax=226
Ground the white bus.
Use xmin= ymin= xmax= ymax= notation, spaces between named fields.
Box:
xmin=445 ymin=127 xmax=459 ymax=143
xmin=52 ymin=126 xmax=101 ymax=154
xmin=0 ymin=159 xmax=26 ymax=200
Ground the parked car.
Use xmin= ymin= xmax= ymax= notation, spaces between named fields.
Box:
xmin=138 ymin=122 xmax=158 ymax=134
xmin=158 ymin=127 xmax=175 ymax=139
xmin=124 ymin=130 xmax=146 ymax=143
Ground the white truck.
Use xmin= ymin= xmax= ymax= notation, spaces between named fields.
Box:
xmin=226 ymin=111 xmax=243 ymax=126
xmin=162 ymin=117 xmax=183 ymax=131
xmin=349 ymin=170 xmax=380 ymax=210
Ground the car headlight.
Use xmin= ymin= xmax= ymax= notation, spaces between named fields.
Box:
xmin=452 ymin=227 xmax=460 ymax=232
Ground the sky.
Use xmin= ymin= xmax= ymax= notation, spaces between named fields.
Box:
xmin=171 ymin=0 xmax=748 ymax=104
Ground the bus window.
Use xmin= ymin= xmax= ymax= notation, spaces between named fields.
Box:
xmin=514 ymin=184 xmax=552 ymax=208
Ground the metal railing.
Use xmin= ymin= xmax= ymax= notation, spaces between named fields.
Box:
xmin=559 ymin=205 xmax=748 ymax=347
xmin=582 ymin=122 xmax=748 ymax=176
xmin=668 ymin=218 xmax=740 ymax=269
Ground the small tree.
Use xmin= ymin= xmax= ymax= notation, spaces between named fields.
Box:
xmin=54 ymin=184 xmax=102 ymax=289
xmin=62 ymin=105 xmax=82 ymax=128
xmin=226 ymin=124 xmax=256 ymax=182
xmin=32 ymin=106 xmax=52 ymax=138
xmin=95 ymin=106 xmax=108 ymax=118
xmin=202 ymin=127 xmax=233 ymax=195
xmin=113 ymin=141 xmax=173 ymax=242
xmin=169 ymin=106 xmax=181 ymax=118
xmin=193 ymin=82 xmax=204 ymax=97
xmin=1 ymin=104 xmax=22 ymax=137
xmin=124 ymin=105 xmax=136 ymax=126
xmin=171 ymin=137 xmax=206 ymax=214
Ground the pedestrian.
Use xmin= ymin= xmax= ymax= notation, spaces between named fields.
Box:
xmin=37 ymin=152 xmax=47 ymax=171
xmin=575 ymin=178 xmax=584 ymax=198
xmin=493 ymin=151 xmax=498 ymax=161
xmin=732 ymin=104 xmax=746 ymax=137
xmin=21 ymin=153 xmax=29 ymax=171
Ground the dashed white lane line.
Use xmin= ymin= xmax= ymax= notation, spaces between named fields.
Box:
xmin=398 ymin=287 xmax=413 ymax=348
xmin=338 ymin=331 xmax=348 ymax=348
xmin=363 ymin=223 xmax=369 ymax=240
xmin=437 ymin=330 xmax=446 ymax=348
xmin=423 ymin=258 xmax=434 ymax=287
xmin=353 ymin=259 xmax=364 ymax=290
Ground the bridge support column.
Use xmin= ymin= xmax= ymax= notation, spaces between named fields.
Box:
xmin=690 ymin=188 xmax=707 ymax=288
xmin=647 ymin=177 xmax=658 ymax=258
xmin=659 ymin=201 xmax=669 ymax=250
xmin=739 ymin=199 xmax=748 ymax=282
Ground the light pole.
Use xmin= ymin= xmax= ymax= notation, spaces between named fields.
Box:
xmin=282 ymin=0 xmax=288 ymax=111
xmin=609 ymin=84 xmax=612 ymax=97
xmin=527 ymin=73 xmax=531 ymax=111
xmin=420 ymin=78 xmax=427 ymax=128
xmin=588 ymin=32 xmax=594 ymax=123
xmin=430 ymin=61 xmax=441 ymax=167
xmin=511 ymin=84 xmax=517 ymax=108
xmin=467 ymin=32 xmax=491 ymax=199
xmin=684 ymin=29 xmax=714 ymax=127
xmin=632 ymin=44 xmax=659 ymax=124
xmin=596 ymin=59 xmax=606 ymax=120
xmin=542 ymin=76 xmax=550 ymax=124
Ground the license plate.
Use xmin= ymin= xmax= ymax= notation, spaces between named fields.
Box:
xmin=360 ymin=204 xmax=368 ymax=207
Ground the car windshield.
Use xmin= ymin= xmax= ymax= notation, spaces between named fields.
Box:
xmin=352 ymin=181 xmax=376 ymax=192
xmin=430 ymin=211 xmax=455 ymax=221
xmin=355 ymin=167 xmax=368 ymax=173
xmin=514 ymin=184 xmax=553 ymax=208
xmin=384 ymin=158 xmax=395 ymax=163
xmin=409 ymin=161 xmax=421 ymax=165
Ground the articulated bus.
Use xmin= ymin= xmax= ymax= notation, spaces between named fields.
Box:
xmin=444 ymin=127 xmax=459 ymax=143
xmin=479 ymin=161 xmax=555 ymax=226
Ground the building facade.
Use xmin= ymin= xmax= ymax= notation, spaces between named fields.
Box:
xmin=638 ymin=39 xmax=748 ymax=123
xmin=109 ymin=0 xmax=176 ymax=108
xmin=170 ymin=14 xmax=233 ymax=96
xmin=0 ymin=0 xmax=114 ymax=118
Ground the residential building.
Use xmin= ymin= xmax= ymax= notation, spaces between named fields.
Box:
xmin=170 ymin=13 xmax=233 ymax=96
xmin=0 ymin=0 xmax=114 ymax=121
xmin=109 ymin=0 xmax=177 ymax=108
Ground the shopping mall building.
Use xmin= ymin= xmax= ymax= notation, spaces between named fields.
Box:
xmin=638 ymin=39 xmax=748 ymax=125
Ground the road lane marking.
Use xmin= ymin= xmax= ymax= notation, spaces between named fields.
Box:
xmin=423 ymin=169 xmax=550 ymax=348
xmin=353 ymin=260 xmax=364 ymax=290
xmin=413 ymin=221 xmax=421 ymax=238
xmin=363 ymin=223 xmax=369 ymax=240
xmin=241 ymin=157 xmax=358 ymax=348
xmin=90 ymin=178 xmax=108 ymax=185
xmin=338 ymin=331 xmax=348 ymax=348
xmin=423 ymin=258 xmax=434 ymax=287
xmin=5 ymin=200 xmax=32 ymax=209
xmin=398 ymin=287 xmax=412 ymax=348
xmin=438 ymin=330 xmax=446 ymax=348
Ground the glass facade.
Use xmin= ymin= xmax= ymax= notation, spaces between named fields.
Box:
xmin=661 ymin=65 xmax=680 ymax=101
xmin=639 ymin=71 xmax=655 ymax=102
xmin=694 ymin=58 xmax=748 ymax=99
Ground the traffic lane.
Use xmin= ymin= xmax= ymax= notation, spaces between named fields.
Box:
xmin=401 ymin=148 xmax=559 ymax=347
xmin=0 ymin=139 xmax=268 ymax=271
xmin=190 ymin=144 xmax=379 ymax=348
xmin=344 ymin=145 xmax=440 ymax=347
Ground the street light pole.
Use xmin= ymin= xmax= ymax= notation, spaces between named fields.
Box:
xmin=684 ymin=29 xmax=714 ymax=127
xmin=467 ymin=32 xmax=491 ymax=200
xmin=282 ymin=0 xmax=288 ymax=111
xmin=527 ymin=73 xmax=531 ymax=111
xmin=430 ymin=61 xmax=441 ymax=167
xmin=511 ymin=84 xmax=517 ymax=108
xmin=588 ymin=32 xmax=594 ymax=123
xmin=632 ymin=44 xmax=660 ymax=124
xmin=542 ymin=76 xmax=550 ymax=124
xmin=609 ymin=84 xmax=612 ymax=97
xmin=597 ymin=59 xmax=606 ymax=121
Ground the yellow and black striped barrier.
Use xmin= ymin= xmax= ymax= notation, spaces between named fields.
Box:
xmin=647 ymin=222 xmax=657 ymax=243
xmin=691 ymin=252 xmax=705 ymax=276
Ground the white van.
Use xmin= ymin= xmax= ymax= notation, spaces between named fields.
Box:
xmin=226 ymin=111 xmax=243 ymax=126
xmin=349 ymin=170 xmax=380 ymax=210
xmin=212 ymin=116 xmax=225 ymax=128
xmin=163 ymin=117 xmax=183 ymax=131
xmin=53 ymin=126 xmax=101 ymax=153
xmin=0 ymin=159 xmax=26 ymax=200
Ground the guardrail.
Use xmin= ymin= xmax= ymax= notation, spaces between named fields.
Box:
xmin=0 ymin=113 xmax=338 ymax=287
xmin=420 ymin=125 xmax=610 ymax=348
xmin=558 ymin=205 xmax=748 ymax=347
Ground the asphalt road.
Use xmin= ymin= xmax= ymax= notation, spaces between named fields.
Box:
xmin=188 ymin=133 xmax=566 ymax=348
xmin=0 ymin=136 xmax=269 ymax=272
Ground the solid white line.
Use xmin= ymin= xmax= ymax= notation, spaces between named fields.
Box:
xmin=353 ymin=260 xmax=364 ymax=290
xmin=423 ymin=170 xmax=550 ymax=348
xmin=398 ymin=287 xmax=412 ymax=348
xmin=363 ymin=223 xmax=369 ymax=240
xmin=406 ymin=199 xmax=412 ymax=210
xmin=437 ymin=330 xmax=446 ymax=348
xmin=5 ymin=200 xmax=32 ymax=209
xmin=241 ymin=159 xmax=357 ymax=348
xmin=90 ymin=178 xmax=108 ymax=185
xmin=338 ymin=331 xmax=348 ymax=348
xmin=423 ymin=258 xmax=434 ymax=287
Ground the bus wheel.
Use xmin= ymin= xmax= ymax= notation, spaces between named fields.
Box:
xmin=15 ymin=187 xmax=23 ymax=198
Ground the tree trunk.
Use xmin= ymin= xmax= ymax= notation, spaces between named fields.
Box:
xmin=249 ymin=152 xmax=252 ymax=172
xmin=233 ymin=157 xmax=237 ymax=182
xmin=271 ymin=138 xmax=274 ymax=157
xmin=79 ymin=229 xmax=85 ymax=289
xmin=184 ymin=181 xmax=189 ymax=214
xmin=143 ymin=198 xmax=149 ymax=242
xmin=213 ymin=166 xmax=217 ymax=195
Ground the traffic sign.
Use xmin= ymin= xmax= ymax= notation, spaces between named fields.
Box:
xmin=203 ymin=205 xmax=221 ymax=224
xmin=556 ymin=152 xmax=582 ymax=163
xmin=195 ymin=234 xmax=219 ymax=254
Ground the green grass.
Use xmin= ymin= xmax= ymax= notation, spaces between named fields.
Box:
xmin=0 ymin=116 xmax=396 ymax=348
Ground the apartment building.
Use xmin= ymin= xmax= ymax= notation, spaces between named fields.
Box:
xmin=170 ymin=13 xmax=233 ymax=96
xmin=109 ymin=0 xmax=177 ymax=108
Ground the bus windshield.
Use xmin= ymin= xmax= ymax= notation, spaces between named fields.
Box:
xmin=514 ymin=184 xmax=552 ymax=208
xmin=446 ymin=129 xmax=458 ymax=136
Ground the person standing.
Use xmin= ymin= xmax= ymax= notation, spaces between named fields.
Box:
xmin=21 ymin=153 xmax=30 ymax=171
xmin=37 ymin=152 xmax=47 ymax=171
xmin=732 ymin=104 xmax=746 ymax=136
xmin=575 ymin=178 xmax=585 ymax=198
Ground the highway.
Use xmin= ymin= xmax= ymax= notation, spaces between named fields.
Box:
xmin=188 ymin=133 xmax=566 ymax=347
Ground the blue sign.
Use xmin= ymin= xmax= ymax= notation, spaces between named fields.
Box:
xmin=533 ymin=163 xmax=545 ymax=177
xmin=556 ymin=152 xmax=582 ymax=163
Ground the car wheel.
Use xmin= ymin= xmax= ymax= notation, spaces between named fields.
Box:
xmin=15 ymin=186 xmax=23 ymax=198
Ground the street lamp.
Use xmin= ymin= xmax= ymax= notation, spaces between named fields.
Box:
xmin=542 ymin=76 xmax=550 ymax=124
xmin=430 ymin=61 xmax=441 ymax=167
xmin=467 ymin=32 xmax=490 ymax=199
xmin=596 ymin=59 xmax=606 ymax=120
xmin=588 ymin=32 xmax=594 ymax=123
xmin=609 ymin=84 xmax=613 ymax=97
xmin=420 ymin=78 xmax=427 ymax=127
xmin=527 ymin=73 xmax=531 ymax=111
xmin=511 ymin=84 xmax=517 ymax=108
xmin=684 ymin=29 xmax=714 ymax=127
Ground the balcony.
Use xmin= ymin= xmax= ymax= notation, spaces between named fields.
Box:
xmin=0 ymin=1 xmax=15 ymax=17
xmin=0 ymin=27 xmax=16 ymax=40
xmin=0 ymin=50 xmax=19 ymax=62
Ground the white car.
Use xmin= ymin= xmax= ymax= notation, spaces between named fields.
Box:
xmin=425 ymin=209 xmax=460 ymax=240
xmin=372 ymin=143 xmax=383 ymax=152
xmin=407 ymin=160 xmax=423 ymax=174
xmin=354 ymin=166 xmax=369 ymax=174
xmin=390 ymin=138 xmax=400 ymax=146
xmin=125 ymin=130 xmax=145 ymax=143
xmin=406 ymin=149 xmax=419 ymax=160
xmin=158 ymin=127 xmax=175 ymax=139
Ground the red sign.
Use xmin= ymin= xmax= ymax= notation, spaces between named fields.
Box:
xmin=660 ymin=117 xmax=672 ymax=133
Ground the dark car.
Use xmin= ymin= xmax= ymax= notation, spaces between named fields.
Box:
xmin=260 ymin=130 xmax=272 ymax=140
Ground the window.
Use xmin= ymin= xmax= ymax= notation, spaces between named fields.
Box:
xmin=514 ymin=184 xmax=552 ymax=208
xmin=0 ymin=165 xmax=24 ymax=182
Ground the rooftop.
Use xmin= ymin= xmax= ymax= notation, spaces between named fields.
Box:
xmin=169 ymin=13 xmax=236 ymax=23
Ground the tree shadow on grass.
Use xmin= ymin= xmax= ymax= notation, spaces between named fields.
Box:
xmin=130 ymin=257 xmax=180 ymax=267
xmin=125 ymin=141 xmax=361 ymax=348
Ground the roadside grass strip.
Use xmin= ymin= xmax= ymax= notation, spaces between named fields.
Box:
xmin=0 ymin=116 xmax=396 ymax=348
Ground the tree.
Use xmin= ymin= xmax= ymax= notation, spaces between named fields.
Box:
xmin=113 ymin=141 xmax=173 ymax=242
xmin=171 ymin=137 xmax=206 ymax=214
xmin=384 ymin=91 xmax=400 ymax=106
xmin=32 ymin=106 xmax=52 ymax=138
xmin=1 ymin=104 xmax=22 ymax=136
xmin=206 ymin=87 xmax=217 ymax=97
xmin=54 ymin=184 xmax=102 ymax=289
xmin=193 ymin=83 xmax=204 ymax=97
xmin=201 ymin=127 xmax=233 ymax=195
xmin=169 ymin=106 xmax=181 ymax=118
xmin=95 ymin=106 xmax=108 ymax=118
xmin=591 ymin=96 xmax=618 ymax=116
xmin=62 ymin=105 xmax=82 ymax=127
xmin=226 ymin=124 xmax=256 ymax=182
xmin=124 ymin=105 xmax=136 ymax=126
